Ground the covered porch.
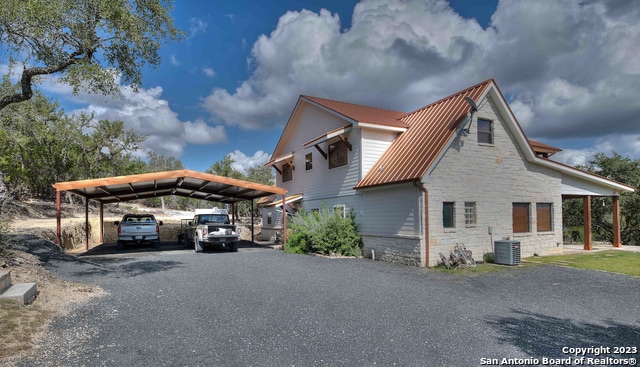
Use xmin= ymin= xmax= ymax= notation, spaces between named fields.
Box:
xmin=560 ymin=171 xmax=634 ymax=250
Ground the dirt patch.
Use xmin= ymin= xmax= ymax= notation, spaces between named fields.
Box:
xmin=0 ymin=240 xmax=105 ymax=362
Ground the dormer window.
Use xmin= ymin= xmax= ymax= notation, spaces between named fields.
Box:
xmin=477 ymin=119 xmax=493 ymax=144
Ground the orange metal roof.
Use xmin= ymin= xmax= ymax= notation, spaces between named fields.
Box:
xmin=302 ymin=95 xmax=408 ymax=129
xmin=529 ymin=139 xmax=562 ymax=157
xmin=52 ymin=169 xmax=287 ymax=204
xmin=355 ymin=79 xmax=493 ymax=189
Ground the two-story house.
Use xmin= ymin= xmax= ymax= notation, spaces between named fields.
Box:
xmin=261 ymin=79 xmax=634 ymax=266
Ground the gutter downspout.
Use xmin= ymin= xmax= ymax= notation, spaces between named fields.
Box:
xmin=413 ymin=180 xmax=429 ymax=267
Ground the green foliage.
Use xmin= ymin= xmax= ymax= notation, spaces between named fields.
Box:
xmin=0 ymin=88 xmax=146 ymax=199
xmin=205 ymin=154 xmax=275 ymax=216
xmin=0 ymin=0 xmax=184 ymax=109
xmin=564 ymin=153 xmax=640 ymax=246
xmin=286 ymin=205 xmax=363 ymax=257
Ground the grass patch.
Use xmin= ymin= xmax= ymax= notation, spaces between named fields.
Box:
xmin=525 ymin=251 xmax=640 ymax=277
xmin=432 ymin=262 xmax=531 ymax=276
xmin=0 ymin=299 xmax=54 ymax=359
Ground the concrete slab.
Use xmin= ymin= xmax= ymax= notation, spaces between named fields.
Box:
xmin=0 ymin=282 xmax=37 ymax=305
xmin=0 ymin=270 xmax=10 ymax=294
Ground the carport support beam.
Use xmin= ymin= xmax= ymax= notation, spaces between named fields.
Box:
xmin=85 ymin=198 xmax=89 ymax=251
xmin=100 ymin=202 xmax=104 ymax=244
xmin=282 ymin=196 xmax=287 ymax=246
xmin=251 ymin=200 xmax=254 ymax=243
xmin=56 ymin=190 xmax=61 ymax=247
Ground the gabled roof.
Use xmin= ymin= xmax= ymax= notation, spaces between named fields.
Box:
xmin=302 ymin=95 xmax=408 ymax=129
xmin=355 ymin=79 xmax=492 ymax=188
xmin=269 ymin=94 xmax=407 ymax=163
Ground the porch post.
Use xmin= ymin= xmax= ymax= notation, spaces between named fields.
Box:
xmin=583 ymin=195 xmax=592 ymax=250
xmin=612 ymin=196 xmax=622 ymax=247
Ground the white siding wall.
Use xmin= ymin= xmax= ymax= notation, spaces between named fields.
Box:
xmin=359 ymin=183 xmax=423 ymax=266
xmin=361 ymin=128 xmax=398 ymax=178
xmin=425 ymin=97 xmax=564 ymax=266
xmin=275 ymin=104 xmax=363 ymax=213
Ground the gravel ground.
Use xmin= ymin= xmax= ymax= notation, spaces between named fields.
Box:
xmin=6 ymin=241 xmax=640 ymax=367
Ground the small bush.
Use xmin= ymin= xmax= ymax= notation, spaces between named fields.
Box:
xmin=285 ymin=205 xmax=362 ymax=256
xmin=483 ymin=252 xmax=494 ymax=264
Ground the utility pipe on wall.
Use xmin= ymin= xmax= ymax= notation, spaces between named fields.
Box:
xmin=413 ymin=180 xmax=429 ymax=267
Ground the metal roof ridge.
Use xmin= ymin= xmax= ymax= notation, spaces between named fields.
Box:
xmin=402 ymin=78 xmax=494 ymax=119
xmin=301 ymin=95 xmax=406 ymax=116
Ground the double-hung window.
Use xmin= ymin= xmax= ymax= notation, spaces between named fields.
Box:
xmin=477 ymin=119 xmax=493 ymax=144
xmin=464 ymin=202 xmax=477 ymax=227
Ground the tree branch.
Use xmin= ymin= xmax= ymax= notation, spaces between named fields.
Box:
xmin=0 ymin=50 xmax=88 ymax=111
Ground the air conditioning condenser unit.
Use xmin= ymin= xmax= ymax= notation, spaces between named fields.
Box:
xmin=494 ymin=240 xmax=521 ymax=265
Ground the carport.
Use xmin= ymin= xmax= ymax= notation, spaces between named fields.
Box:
xmin=52 ymin=169 xmax=288 ymax=250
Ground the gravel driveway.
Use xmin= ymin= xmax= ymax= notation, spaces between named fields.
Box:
xmin=9 ymin=240 xmax=640 ymax=367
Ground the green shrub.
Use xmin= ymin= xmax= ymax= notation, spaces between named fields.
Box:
xmin=483 ymin=252 xmax=494 ymax=264
xmin=286 ymin=204 xmax=362 ymax=256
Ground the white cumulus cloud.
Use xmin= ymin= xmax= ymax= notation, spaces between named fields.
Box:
xmin=228 ymin=150 xmax=271 ymax=173
xmin=200 ymin=0 xmax=640 ymax=161
xmin=68 ymin=85 xmax=227 ymax=158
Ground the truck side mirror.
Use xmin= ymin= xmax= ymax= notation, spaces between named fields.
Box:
xmin=114 ymin=221 xmax=120 ymax=226
xmin=188 ymin=221 xmax=193 ymax=226
xmin=158 ymin=221 xmax=163 ymax=226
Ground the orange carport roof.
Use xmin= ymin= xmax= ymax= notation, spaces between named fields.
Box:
xmin=52 ymin=169 xmax=286 ymax=204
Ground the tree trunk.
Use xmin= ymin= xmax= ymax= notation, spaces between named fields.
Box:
xmin=0 ymin=168 xmax=6 ymax=216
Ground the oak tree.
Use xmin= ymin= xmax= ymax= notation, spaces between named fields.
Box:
xmin=0 ymin=0 xmax=183 ymax=110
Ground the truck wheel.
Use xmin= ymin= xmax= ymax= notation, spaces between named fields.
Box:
xmin=229 ymin=241 xmax=238 ymax=252
xmin=194 ymin=237 xmax=203 ymax=253
xmin=153 ymin=240 xmax=160 ymax=249
xmin=183 ymin=235 xmax=190 ymax=248
xmin=117 ymin=240 xmax=124 ymax=250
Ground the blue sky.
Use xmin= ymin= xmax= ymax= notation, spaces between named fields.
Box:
xmin=23 ymin=0 xmax=640 ymax=172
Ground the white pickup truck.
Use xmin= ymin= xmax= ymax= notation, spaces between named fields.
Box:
xmin=114 ymin=214 xmax=163 ymax=250
xmin=178 ymin=208 xmax=239 ymax=253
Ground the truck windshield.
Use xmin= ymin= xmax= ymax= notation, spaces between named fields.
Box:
xmin=198 ymin=214 xmax=229 ymax=225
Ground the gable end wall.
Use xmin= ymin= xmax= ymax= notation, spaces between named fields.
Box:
xmin=425 ymin=97 xmax=563 ymax=265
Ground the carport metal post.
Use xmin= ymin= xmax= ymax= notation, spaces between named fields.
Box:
xmin=251 ymin=199 xmax=254 ymax=242
xmin=85 ymin=197 xmax=89 ymax=250
xmin=56 ymin=190 xmax=61 ymax=246
xmin=282 ymin=196 xmax=287 ymax=246
xmin=100 ymin=202 xmax=104 ymax=244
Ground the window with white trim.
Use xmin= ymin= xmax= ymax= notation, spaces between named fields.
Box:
xmin=477 ymin=119 xmax=493 ymax=144
xmin=464 ymin=202 xmax=477 ymax=227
